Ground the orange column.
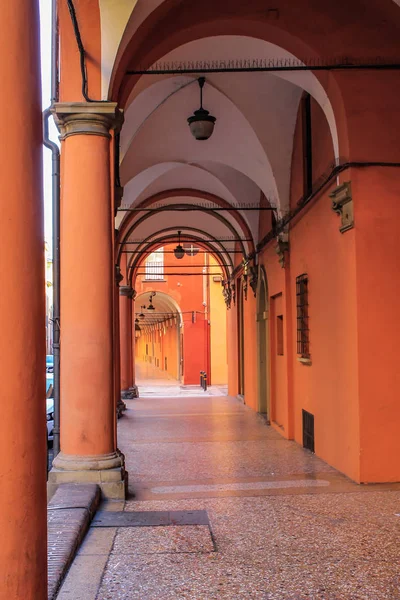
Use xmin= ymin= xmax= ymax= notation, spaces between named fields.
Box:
xmin=0 ymin=0 xmax=47 ymax=600
xmin=0 ymin=2 xmax=47 ymax=597
xmin=48 ymin=103 xmax=126 ymax=499
xmin=114 ymin=266 xmax=123 ymax=436
xmin=119 ymin=286 xmax=134 ymax=395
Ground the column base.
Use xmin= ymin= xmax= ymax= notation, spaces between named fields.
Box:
xmin=121 ymin=385 xmax=139 ymax=399
xmin=48 ymin=452 xmax=128 ymax=500
xmin=117 ymin=398 xmax=126 ymax=417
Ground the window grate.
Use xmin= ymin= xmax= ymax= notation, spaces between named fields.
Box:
xmin=296 ymin=273 xmax=310 ymax=357
xmin=145 ymin=248 xmax=164 ymax=280
xmin=302 ymin=409 xmax=315 ymax=452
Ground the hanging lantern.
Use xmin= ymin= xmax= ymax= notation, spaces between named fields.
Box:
xmin=187 ymin=77 xmax=216 ymax=141
xmin=147 ymin=293 xmax=156 ymax=310
xmin=174 ymin=230 xmax=185 ymax=260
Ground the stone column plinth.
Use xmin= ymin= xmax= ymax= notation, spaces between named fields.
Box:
xmin=48 ymin=102 xmax=126 ymax=500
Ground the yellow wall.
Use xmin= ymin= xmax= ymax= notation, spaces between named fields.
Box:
xmin=209 ymin=257 xmax=228 ymax=385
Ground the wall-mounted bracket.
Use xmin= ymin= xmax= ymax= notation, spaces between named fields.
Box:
xmin=330 ymin=181 xmax=354 ymax=233
xmin=275 ymin=238 xmax=289 ymax=268
xmin=249 ymin=266 xmax=258 ymax=297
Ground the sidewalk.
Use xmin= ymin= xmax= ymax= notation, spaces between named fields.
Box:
xmin=57 ymin=394 xmax=400 ymax=599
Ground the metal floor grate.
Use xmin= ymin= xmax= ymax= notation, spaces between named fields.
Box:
xmin=302 ymin=409 xmax=315 ymax=453
xmin=91 ymin=510 xmax=210 ymax=528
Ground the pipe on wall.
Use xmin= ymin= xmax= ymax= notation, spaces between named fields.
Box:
xmin=42 ymin=0 xmax=60 ymax=457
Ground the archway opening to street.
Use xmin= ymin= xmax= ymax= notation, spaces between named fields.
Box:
xmin=132 ymin=243 xmax=228 ymax=389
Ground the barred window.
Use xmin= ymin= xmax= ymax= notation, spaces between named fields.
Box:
xmin=296 ymin=274 xmax=310 ymax=357
xmin=145 ymin=248 xmax=164 ymax=280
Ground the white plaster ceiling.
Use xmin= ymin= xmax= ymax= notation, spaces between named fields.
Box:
xmin=134 ymin=291 xmax=183 ymax=325
xmin=110 ymin=25 xmax=339 ymax=266
xmin=99 ymin=0 xmax=139 ymax=98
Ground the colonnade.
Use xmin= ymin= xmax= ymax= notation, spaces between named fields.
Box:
xmin=0 ymin=3 xmax=47 ymax=598
xmin=0 ymin=20 xmax=133 ymax=590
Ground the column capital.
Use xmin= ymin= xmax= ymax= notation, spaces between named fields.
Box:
xmin=119 ymin=285 xmax=135 ymax=299
xmin=52 ymin=102 xmax=124 ymax=140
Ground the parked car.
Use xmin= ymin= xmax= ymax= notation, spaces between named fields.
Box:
xmin=46 ymin=354 xmax=54 ymax=373
xmin=47 ymin=397 xmax=54 ymax=447
xmin=46 ymin=372 xmax=54 ymax=393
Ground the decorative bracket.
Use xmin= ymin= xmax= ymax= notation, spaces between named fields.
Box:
xmin=222 ymin=283 xmax=232 ymax=309
xmin=275 ymin=239 xmax=289 ymax=268
xmin=330 ymin=181 xmax=354 ymax=233
xmin=119 ymin=285 xmax=135 ymax=299
xmin=231 ymin=283 xmax=236 ymax=306
xmin=242 ymin=264 xmax=249 ymax=301
xmin=249 ymin=266 xmax=258 ymax=297
xmin=115 ymin=265 xmax=124 ymax=287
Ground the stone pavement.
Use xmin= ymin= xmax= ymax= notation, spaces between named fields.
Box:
xmin=57 ymin=393 xmax=400 ymax=599
xmin=135 ymin=361 xmax=228 ymax=397
xmin=48 ymin=484 xmax=101 ymax=599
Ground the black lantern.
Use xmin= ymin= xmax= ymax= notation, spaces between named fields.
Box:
xmin=147 ymin=293 xmax=156 ymax=310
xmin=174 ymin=231 xmax=185 ymax=260
xmin=187 ymin=77 xmax=216 ymax=141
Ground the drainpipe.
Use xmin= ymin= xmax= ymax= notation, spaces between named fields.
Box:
xmin=42 ymin=0 xmax=60 ymax=457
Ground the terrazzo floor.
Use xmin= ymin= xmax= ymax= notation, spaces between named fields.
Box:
xmin=57 ymin=381 xmax=400 ymax=600
xmin=135 ymin=361 xmax=228 ymax=397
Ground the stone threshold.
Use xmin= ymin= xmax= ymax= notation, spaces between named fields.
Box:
xmin=47 ymin=484 xmax=101 ymax=600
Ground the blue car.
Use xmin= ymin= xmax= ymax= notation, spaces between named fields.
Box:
xmin=46 ymin=355 xmax=54 ymax=393
xmin=47 ymin=398 xmax=54 ymax=447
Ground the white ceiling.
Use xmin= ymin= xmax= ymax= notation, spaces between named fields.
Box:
xmin=112 ymin=28 xmax=339 ymax=271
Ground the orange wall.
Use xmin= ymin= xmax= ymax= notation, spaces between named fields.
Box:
xmin=133 ymin=245 xmax=226 ymax=385
xmin=354 ymin=167 xmax=400 ymax=482
xmin=270 ymin=293 xmax=288 ymax=431
xmin=242 ymin=290 xmax=258 ymax=411
xmin=227 ymin=97 xmax=362 ymax=481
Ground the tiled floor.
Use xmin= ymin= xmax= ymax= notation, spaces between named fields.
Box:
xmin=135 ymin=361 xmax=228 ymax=397
xmin=58 ymin=379 xmax=400 ymax=600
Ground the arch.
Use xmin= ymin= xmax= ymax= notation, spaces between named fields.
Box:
xmin=118 ymin=188 xmax=256 ymax=255
xmin=110 ymin=4 xmax=351 ymax=157
xmin=256 ymin=265 xmax=270 ymax=418
xmin=135 ymin=290 xmax=183 ymax=326
xmin=118 ymin=202 xmax=250 ymax=259
xmin=127 ymin=231 xmax=233 ymax=285
xmin=134 ymin=290 xmax=182 ymax=380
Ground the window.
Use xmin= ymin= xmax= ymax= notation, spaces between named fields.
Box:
xmin=296 ymin=274 xmax=310 ymax=357
xmin=145 ymin=248 xmax=164 ymax=280
xmin=277 ymin=315 xmax=284 ymax=355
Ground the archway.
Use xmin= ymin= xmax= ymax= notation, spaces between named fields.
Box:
xmin=134 ymin=290 xmax=182 ymax=382
xmin=256 ymin=266 xmax=270 ymax=419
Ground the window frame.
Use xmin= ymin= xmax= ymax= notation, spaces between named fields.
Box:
xmin=296 ymin=273 xmax=310 ymax=358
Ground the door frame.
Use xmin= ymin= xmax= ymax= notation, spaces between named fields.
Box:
xmin=256 ymin=266 xmax=270 ymax=420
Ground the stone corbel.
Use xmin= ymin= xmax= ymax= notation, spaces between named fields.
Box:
xmin=115 ymin=265 xmax=124 ymax=287
xmin=249 ymin=266 xmax=258 ymax=297
xmin=231 ymin=283 xmax=236 ymax=306
xmin=330 ymin=181 xmax=354 ymax=233
xmin=119 ymin=285 xmax=134 ymax=298
xmin=114 ymin=185 xmax=124 ymax=214
xmin=242 ymin=265 xmax=249 ymax=301
xmin=275 ymin=237 xmax=289 ymax=268
xmin=222 ymin=283 xmax=232 ymax=309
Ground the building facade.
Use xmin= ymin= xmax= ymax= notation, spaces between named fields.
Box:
xmin=1 ymin=1 xmax=400 ymax=597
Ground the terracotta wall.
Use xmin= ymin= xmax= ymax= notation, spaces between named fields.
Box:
xmin=134 ymin=245 xmax=226 ymax=385
xmin=209 ymin=256 xmax=228 ymax=385
xmin=227 ymin=96 xmax=362 ymax=481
